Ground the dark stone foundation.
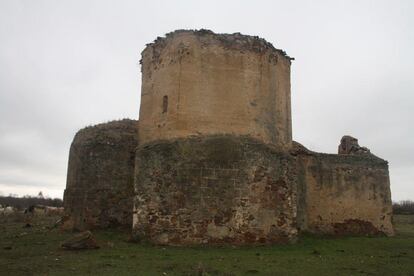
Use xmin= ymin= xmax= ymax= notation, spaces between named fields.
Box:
xmin=133 ymin=136 xmax=298 ymax=245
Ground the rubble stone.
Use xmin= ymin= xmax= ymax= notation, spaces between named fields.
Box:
xmin=133 ymin=135 xmax=298 ymax=245
xmin=338 ymin=135 xmax=370 ymax=155
xmin=64 ymin=119 xmax=138 ymax=230
xmin=64 ymin=30 xmax=394 ymax=244
xmin=61 ymin=231 xmax=99 ymax=250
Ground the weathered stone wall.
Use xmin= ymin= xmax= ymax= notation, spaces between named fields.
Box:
xmin=293 ymin=142 xmax=394 ymax=236
xmin=63 ymin=30 xmax=394 ymax=243
xmin=138 ymin=30 xmax=293 ymax=148
xmin=133 ymin=136 xmax=298 ymax=245
xmin=64 ymin=119 xmax=138 ymax=230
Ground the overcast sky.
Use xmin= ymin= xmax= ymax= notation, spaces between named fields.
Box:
xmin=0 ymin=0 xmax=413 ymax=200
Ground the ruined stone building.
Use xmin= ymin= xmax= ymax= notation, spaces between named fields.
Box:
xmin=64 ymin=30 xmax=394 ymax=245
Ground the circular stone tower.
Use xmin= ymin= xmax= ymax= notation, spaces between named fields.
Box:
xmin=138 ymin=30 xmax=293 ymax=148
xmin=133 ymin=30 xmax=297 ymax=245
xmin=64 ymin=119 xmax=138 ymax=230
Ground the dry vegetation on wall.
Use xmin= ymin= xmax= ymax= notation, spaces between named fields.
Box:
xmin=0 ymin=193 xmax=63 ymax=210
xmin=393 ymin=200 xmax=414 ymax=215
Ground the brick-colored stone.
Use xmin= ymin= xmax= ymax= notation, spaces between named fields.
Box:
xmin=64 ymin=30 xmax=394 ymax=244
xmin=293 ymin=141 xmax=394 ymax=236
xmin=138 ymin=30 xmax=293 ymax=148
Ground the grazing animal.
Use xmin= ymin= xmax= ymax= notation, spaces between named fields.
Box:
xmin=45 ymin=206 xmax=64 ymax=216
xmin=1 ymin=206 xmax=16 ymax=215
xmin=24 ymin=205 xmax=64 ymax=216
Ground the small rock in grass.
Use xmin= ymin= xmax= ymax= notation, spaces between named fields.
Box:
xmin=61 ymin=231 xmax=99 ymax=250
xmin=311 ymin=249 xmax=321 ymax=255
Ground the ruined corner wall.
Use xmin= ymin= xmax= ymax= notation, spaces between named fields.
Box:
xmin=133 ymin=136 xmax=298 ymax=245
xmin=138 ymin=30 xmax=293 ymax=148
xmin=64 ymin=119 xmax=138 ymax=230
xmin=293 ymin=143 xmax=394 ymax=236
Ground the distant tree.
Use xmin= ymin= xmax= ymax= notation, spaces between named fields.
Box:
xmin=0 ymin=194 xmax=63 ymax=210
xmin=393 ymin=200 xmax=414 ymax=215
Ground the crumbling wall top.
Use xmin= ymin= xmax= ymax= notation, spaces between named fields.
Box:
xmin=338 ymin=135 xmax=371 ymax=155
xmin=291 ymin=139 xmax=387 ymax=166
xmin=141 ymin=29 xmax=294 ymax=62
xmin=73 ymin=119 xmax=138 ymax=145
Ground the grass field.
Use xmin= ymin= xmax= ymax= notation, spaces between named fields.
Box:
xmin=0 ymin=214 xmax=413 ymax=276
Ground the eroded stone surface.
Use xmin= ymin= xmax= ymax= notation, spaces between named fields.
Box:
xmin=133 ymin=136 xmax=298 ymax=245
xmin=139 ymin=30 xmax=292 ymax=148
xmin=64 ymin=30 xmax=394 ymax=244
xmin=293 ymin=141 xmax=394 ymax=236
xmin=338 ymin=135 xmax=370 ymax=155
xmin=64 ymin=119 xmax=138 ymax=230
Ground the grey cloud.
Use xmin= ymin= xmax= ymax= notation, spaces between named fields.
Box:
xmin=0 ymin=0 xmax=413 ymax=200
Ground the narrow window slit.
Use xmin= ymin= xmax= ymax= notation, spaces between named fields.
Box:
xmin=162 ymin=95 xmax=168 ymax=113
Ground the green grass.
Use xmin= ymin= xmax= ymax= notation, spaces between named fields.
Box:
xmin=1 ymin=214 xmax=414 ymax=276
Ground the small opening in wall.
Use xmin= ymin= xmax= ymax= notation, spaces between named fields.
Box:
xmin=162 ymin=95 xmax=168 ymax=113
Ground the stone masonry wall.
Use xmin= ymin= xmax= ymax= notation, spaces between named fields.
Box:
xmin=63 ymin=30 xmax=394 ymax=243
xmin=138 ymin=30 xmax=293 ymax=148
xmin=133 ymin=135 xmax=298 ymax=245
xmin=293 ymin=142 xmax=394 ymax=236
xmin=64 ymin=119 xmax=138 ymax=230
